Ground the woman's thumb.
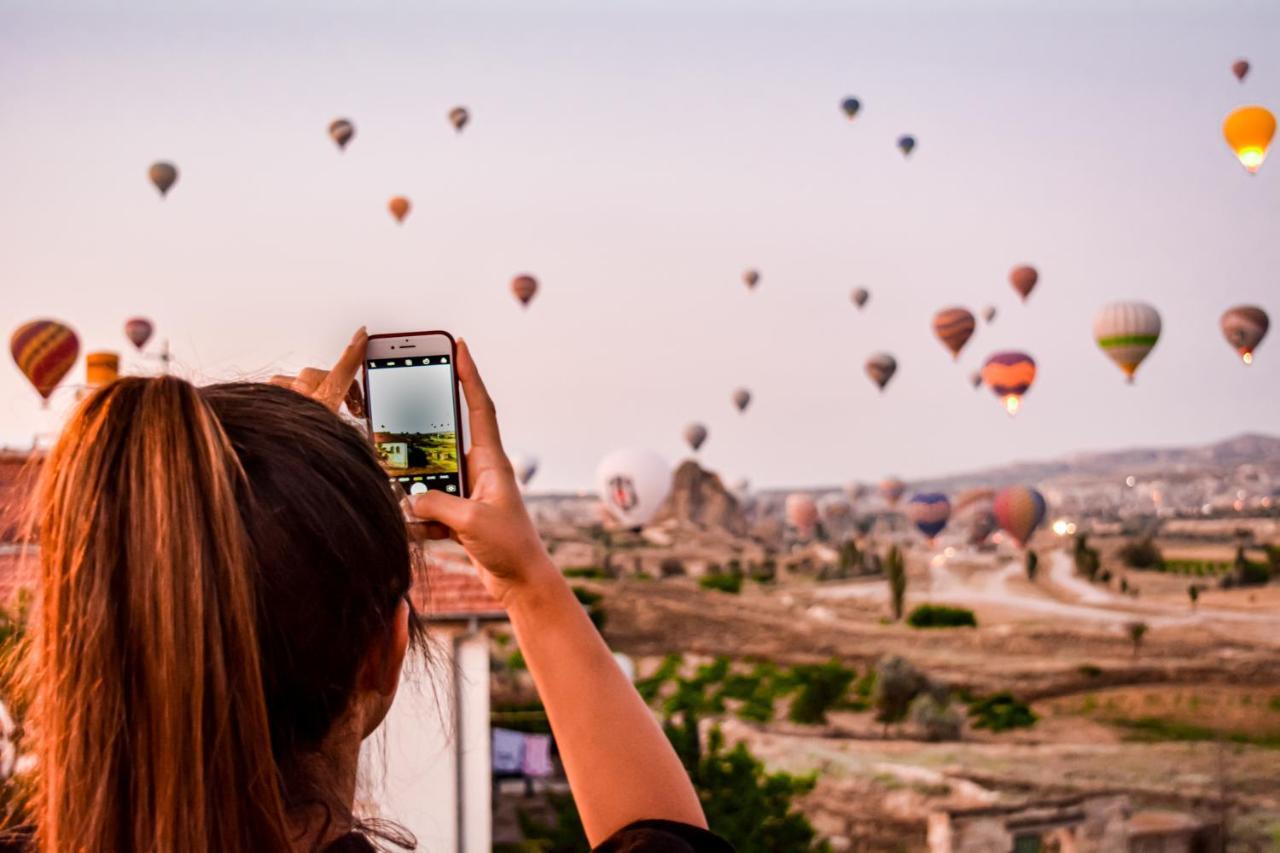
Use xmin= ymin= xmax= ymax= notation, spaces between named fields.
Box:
xmin=410 ymin=490 xmax=473 ymax=530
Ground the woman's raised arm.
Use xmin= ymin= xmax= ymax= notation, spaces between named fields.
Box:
xmin=410 ymin=339 xmax=707 ymax=845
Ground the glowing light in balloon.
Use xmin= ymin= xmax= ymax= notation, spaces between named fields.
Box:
xmin=1222 ymin=106 xmax=1275 ymax=174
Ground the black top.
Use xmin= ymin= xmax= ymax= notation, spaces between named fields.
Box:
xmin=325 ymin=820 xmax=733 ymax=852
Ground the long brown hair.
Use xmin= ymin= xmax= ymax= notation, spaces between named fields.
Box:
xmin=19 ymin=376 xmax=420 ymax=851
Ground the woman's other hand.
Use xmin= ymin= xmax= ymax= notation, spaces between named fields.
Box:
xmin=269 ymin=327 xmax=368 ymax=416
xmin=409 ymin=339 xmax=558 ymax=607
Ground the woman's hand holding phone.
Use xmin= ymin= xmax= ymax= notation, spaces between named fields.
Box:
xmin=406 ymin=339 xmax=560 ymax=607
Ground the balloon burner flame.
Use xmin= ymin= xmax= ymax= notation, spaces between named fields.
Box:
xmin=1003 ymin=395 xmax=1020 ymax=416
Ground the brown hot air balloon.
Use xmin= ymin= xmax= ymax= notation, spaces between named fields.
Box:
xmin=448 ymin=106 xmax=470 ymax=132
xmin=683 ymin=422 xmax=708 ymax=452
xmin=731 ymin=387 xmax=751 ymax=412
xmin=149 ymin=161 xmax=178 ymax=198
xmin=511 ymin=274 xmax=538 ymax=307
xmin=742 ymin=269 xmax=760 ymax=290
xmin=1232 ymin=59 xmax=1250 ymax=82
xmin=124 ymin=317 xmax=154 ymax=351
xmin=329 ymin=118 xmax=355 ymax=150
xmin=1009 ymin=265 xmax=1038 ymax=302
xmin=1220 ymin=305 xmax=1269 ymax=364
xmin=932 ymin=307 xmax=976 ymax=360
xmin=388 ymin=196 xmax=411 ymax=223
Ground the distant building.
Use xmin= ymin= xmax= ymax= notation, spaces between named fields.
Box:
xmin=360 ymin=544 xmax=508 ymax=853
xmin=927 ymin=796 xmax=1222 ymax=853
xmin=379 ymin=441 xmax=409 ymax=469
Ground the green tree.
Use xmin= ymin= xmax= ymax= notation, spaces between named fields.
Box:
xmin=1025 ymin=549 xmax=1039 ymax=582
xmin=787 ymin=661 xmax=856 ymax=725
xmin=873 ymin=655 xmax=930 ymax=728
xmin=1187 ymin=584 xmax=1200 ymax=610
xmin=1126 ymin=621 xmax=1149 ymax=658
xmin=664 ymin=687 xmax=825 ymax=852
xmin=838 ymin=539 xmax=860 ymax=573
xmin=885 ymin=545 xmax=907 ymax=621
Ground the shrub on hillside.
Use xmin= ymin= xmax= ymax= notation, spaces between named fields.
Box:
xmin=786 ymin=660 xmax=856 ymax=725
xmin=907 ymin=604 xmax=977 ymax=629
xmin=873 ymin=656 xmax=933 ymax=725
xmin=968 ymin=692 xmax=1038 ymax=732
xmin=1118 ymin=536 xmax=1164 ymax=570
xmin=699 ymin=573 xmax=743 ymax=594
xmin=909 ymin=693 xmax=964 ymax=741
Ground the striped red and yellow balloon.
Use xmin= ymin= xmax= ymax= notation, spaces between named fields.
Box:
xmin=992 ymin=486 xmax=1047 ymax=548
xmin=11 ymin=320 xmax=80 ymax=400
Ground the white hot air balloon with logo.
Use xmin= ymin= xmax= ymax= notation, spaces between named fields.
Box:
xmin=596 ymin=449 xmax=672 ymax=528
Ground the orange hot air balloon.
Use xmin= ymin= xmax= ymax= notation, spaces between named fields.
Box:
xmin=388 ymin=196 xmax=411 ymax=223
xmin=124 ymin=317 xmax=154 ymax=350
xmin=11 ymin=320 xmax=80 ymax=401
xmin=1009 ymin=265 xmax=1038 ymax=302
xmin=85 ymin=351 xmax=120 ymax=391
xmin=511 ymin=274 xmax=538 ymax=307
xmin=1223 ymin=106 xmax=1275 ymax=174
xmin=981 ymin=351 xmax=1036 ymax=416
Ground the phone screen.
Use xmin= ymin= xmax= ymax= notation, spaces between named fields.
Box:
xmin=365 ymin=353 xmax=463 ymax=496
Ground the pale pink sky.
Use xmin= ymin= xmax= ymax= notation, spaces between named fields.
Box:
xmin=2 ymin=1 xmax=1278 ymax=490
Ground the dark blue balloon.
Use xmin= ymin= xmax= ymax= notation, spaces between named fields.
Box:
xmin=907 ymin=492 xmax=951 ymax=539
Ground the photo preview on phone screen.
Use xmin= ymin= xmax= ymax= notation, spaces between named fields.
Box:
xmin=366 ymin=354 xmax=462 ymax=496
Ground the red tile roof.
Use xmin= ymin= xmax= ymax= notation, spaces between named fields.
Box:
xmin=412 ymin=545 xmax=507 ymax=622
xmin=0 ymin=451 xmax=40 ymax=544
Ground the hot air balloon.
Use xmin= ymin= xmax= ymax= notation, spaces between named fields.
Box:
xmin=388 ymin=196 xmax=411 ymax=223
xmin=785 ymin=493 xmax=819 ymax=538
xmin=148 ymin=162 xmax=178 ymax=198
xmin=1221 ymin=305 xmax=1269 ymax=364
xmin=982 ymin=305 xmax=996 ymax=324
xmin=969 ymin=370 xmax=983 ymax=390
xmin=596 ymin=448 xmax=672 ymax=528
xmin=10 ymin=320 xmax=79 ymax=401
xmin=865 ymin=353 xmax=897 ymax=392
xmin=907 ymin=493 xmax=951 ymax=540
xmin=85 ymin=351 xmax=120 ymax=391
xmin=448 ymin=106 xmax=470 ymax=132
xmin=731 ymin=388 xmax=751 ymax=412
xmin=124 ymin=317 xmax=154 ymax=351
xmin=879 ymin=478 xmax=906 ymax=507
xmin=1009 ymin=265 xmax=1038 ymax=302
xmin=981 ymin=351 xmax=1036 ymax=415
xmin=897 ymin=135 xmax=916 ymax=157
xmin=932 ymin=307 xmax=976 ymax=360
xmin=851 ymin=287 xmax=870 ymax=309
xmin=954 ymin=488 xmax=996 ymax=545
xmin=743 ymin=269 xmax=760 ymax=290
xmin=992 ymin=486 xmax=1047 ymax=548
xmin=511 ymin=453 xmax=539 ymax=487
xmin=1093 ymin=302 xmax=1161 ymax=383
xmin=840 ymin=97 xmax=861 ymax=119
xmin=1232 ymin=59 xmax=1250 ymax=82
xmin=328 ymin=118 xmax=355 ymax=151
xmin=683 ymin=423 xmax=708 ymax=452
xmin=1223 ymin=106 xmax=1275 ymax=174
xmin=511 ymin=274 xmax=538 ymax=307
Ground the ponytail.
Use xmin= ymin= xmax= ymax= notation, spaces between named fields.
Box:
xmin=26 ymin=377 xmax=292 ymax=851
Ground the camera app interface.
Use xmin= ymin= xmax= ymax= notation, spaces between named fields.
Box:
xmin=366 ymin=354 xmax=461 ymax=496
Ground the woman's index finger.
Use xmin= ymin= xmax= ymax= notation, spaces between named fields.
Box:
xmin=456 ymin=338 xmax=503 ymax=450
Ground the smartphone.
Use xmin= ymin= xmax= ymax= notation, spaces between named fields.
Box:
xmin=363 ymin=330 xmax=467 ymax=498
